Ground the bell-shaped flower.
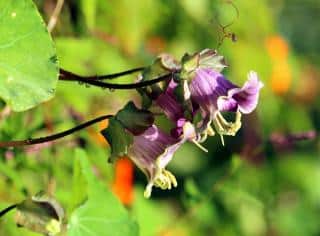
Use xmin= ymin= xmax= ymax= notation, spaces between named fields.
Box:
xmin=189 ymin=68 xmax=263 ymax=144
xmin=101 ymin=102 xmax=200 ymax=197
xmin=128 ymin=122 xmax=197 ymax=198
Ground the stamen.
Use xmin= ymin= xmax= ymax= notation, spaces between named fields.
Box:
xmin=144 ymin=182 xmax=153 ymax=198
xmin=212 ymin=111 xmax=242 ymax=145
xmin=207 ymin=126 xmax=215 ymax=136
xmin=192 ymin=139 xmax=208 ymax=152
xmin=152 ymin=169 xmax=178 ymax=192
xmin=220 ymin=135 xmax=225 ymax=146
xmin=199 ymin=132 xmax=208 ymax=143
xmin=199 ymin=125 xmax=215 ymax=143
xmin=164 ymin=170 xmax=178 ymax=187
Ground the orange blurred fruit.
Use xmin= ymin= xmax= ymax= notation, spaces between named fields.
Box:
xmin=265 ymin=35 xmax=289 ymax=61
xmin=270 ymin=62 xmax=292 ymax=95
xmin=112 ymin=157 xmax=134 ymax=206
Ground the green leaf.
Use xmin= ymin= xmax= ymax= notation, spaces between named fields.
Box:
xmin=67 ymin=149 xmax=139 ymax=236
xmin=101 ymin=118 xmax=133 ymax=162
xmin=116 ymin=101 xmax=154 ymax=135
xmin=100 ymin=102 xmax=154 ymax=162
xmin=131 ymin=187 xmax=177 ymax=236
xmin=0 ymin=0 xmax=58 ymax=111
xmin=69 ymin=154 xmax=88 ymax=212
xmin=15 ymin=192 xmax=64 ymax=236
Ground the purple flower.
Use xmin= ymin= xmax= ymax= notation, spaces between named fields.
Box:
xmin=128 ymin=122 xmax=197 ymax=198
xmin=106 ymin=49 xmax=264 ymax=198
xmin=189 ymin=68 xmax=263 ymax=144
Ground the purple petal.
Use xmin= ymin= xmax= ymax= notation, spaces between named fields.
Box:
xmin=170 ymin=118 xmax=186 ymax=138
xmin=190 ymin=68 xmax=237 ymax=115
xmin=217 ymin=97 xmax=238 ymax=112
xmin=128 ymin=125 xmax=182 ymax=197
xmin=128 ymin=125 xmax=177 ymax=177
xmin=189 ymin=68 xmax=238 ymax=133
xmin=156 ymin=80 xmax=184 ymax=122
xmin=128 ymin=122 xmax=197 ymax=197
xmin=228 ymin=71 xmax=263 ymax=114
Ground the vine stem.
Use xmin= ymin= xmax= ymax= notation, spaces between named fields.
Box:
xmin=60 ymin=67 xmax=145 ymax=81
xmin=0 ymin=204 xmax=17 ymax=217
xmin=0 ymin=115 xmax=113 ymax=148
xmin=59 ymin=69 xmax=174 ymax=89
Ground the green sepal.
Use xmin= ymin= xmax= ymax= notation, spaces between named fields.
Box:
xmin=159 ymin=53 xmax=181 ymax=71
xmin=116 ymin=101 xmax=154 ymax=135
xmin=198 ymin=49 xmax=227 ymax=72
xmin=173 ymin=80 xmax=185 ymax=105
xmin=137 ymin=89 xmax=152 ymax=109
xmin=140 ymin=58 xmax=169 ymax=99
xmin=180 ymin=52 xmax=200 ymax=80
xmin=139 ymin=54 xmax=179 ymax=100
xmin=180 ymin=49 xmax=227 ymax=81
xmin=192 ymin=110 xmax=203 ymax=127
xmin=14 ymin=191 xmax=64 ymax=236
xmin=101 ymin=102 xmax=154 ymax=162
xmin=101 ymin=118 xmax=133 ymax=163
xmin=173 ymin=79 xmax=193 ymax=120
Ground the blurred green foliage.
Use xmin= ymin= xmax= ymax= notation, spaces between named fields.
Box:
xmin=1 ymin=0 xmax=320 ymax=235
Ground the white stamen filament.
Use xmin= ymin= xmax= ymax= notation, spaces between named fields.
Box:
xmin=220 ymin=135 xmax=225 ymax=146
xmin=207 ymin=126 xmax=215 ymax=136
xmin=212 ymin=111 xmax=242 ymax=145
xmin=192 ymin=139 xmax=208 ymax=152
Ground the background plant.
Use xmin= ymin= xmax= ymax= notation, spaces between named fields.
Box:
xmin=0 ymin=0 xmax=319 ymax=236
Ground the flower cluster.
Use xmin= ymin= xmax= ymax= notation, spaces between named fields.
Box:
xmin=102 ymin=49 xmax=263 ymax=198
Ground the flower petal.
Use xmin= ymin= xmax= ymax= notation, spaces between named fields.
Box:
xmin=217 ymin=96 xmax=238 ymax=112
xmin=128 ymin=125 xmax=180 ymax=197
xmin=156 ymin=80 xmax=184 ymax=122
xmin=228 ymin=71 xmax=264 ymax=114
xmin=190 ymin=68 xmax=237 ymax=116
xmin=128 ymin=121 xmax=198 ymax=197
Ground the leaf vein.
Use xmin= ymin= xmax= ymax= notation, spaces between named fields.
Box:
xmin=0 ymin=29 xmax=37 ymax=50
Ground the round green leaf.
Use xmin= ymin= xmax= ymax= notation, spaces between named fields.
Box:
xmin=0 ymin=0 xmax=58 ymax=111
xmin=68 ymin=150 xmax=139 ymax=236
